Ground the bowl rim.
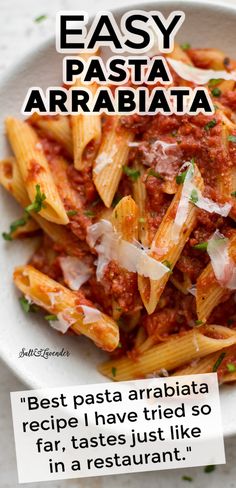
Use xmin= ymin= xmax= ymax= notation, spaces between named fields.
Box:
xmin=1 ymin=0 xmax=236 ymax=437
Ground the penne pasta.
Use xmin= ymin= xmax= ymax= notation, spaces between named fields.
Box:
xmin=99 ymin=325 xmax=236 ymax=381
xmin=132 ymin=162 xmax=150 ymax=246
xmin=30 ymin=114 xmax=73 ymax=158
xmin=14 ymin=265 xmax=119 ymax=352
xmin=5 ymin=117 xmax=69 ymax=225
xmin=0 ymin=157 xmax=30 ymax=207
xmin=138 ymin=164 xmax=204 ymax=314
xmin=196 ymin=233 xmax=236 ymax=322
xmin=93 ymin=116 xmax=134 ymax=207
xmin=111 ymin=195 xmax=139 ymax=241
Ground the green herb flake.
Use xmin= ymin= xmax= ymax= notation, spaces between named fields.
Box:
xmin=123 ymin=166 xmax=140 ymax=181
xmin=228 ymin=135 xmax=236 ymax=143
xmin=212 ymin=352 xmax=226 ymax=372
xmin=231 ymin=191 xmax=236 ymax=197
xmin=195 ymin=319 xmax=203 ymax=325
xmin=83 ymin=210 xmax=95 ymax=218
xmin=190 ymin=189 xmax=198 ymax=204
xmin=2 ymin=214 xmax=30 ymax=241
xmin=162 ymin=260 xmax=172 ymax=271
xmin=204 ymin=465 xmax=216 ymax=473
xmin=204 ymin=119 xmax=217 ymax=131
xmin=91 ymin=198 xmax=101 ymax=207
xmin=112 ymin=194 xmax=122 ymax=208
xmin=117 ymin=342 xmax=122 ymax=349
xmin=34 ymin=14 xmax=47 ymax=23
xmin=2 ymin=232 xmax=13 ymax=241
xmin=180 ymin=43 xmax=191 ymax=50
xmin=25 ymin=184 xmax=46 ymax=214
xmin=139 ymin=217 xmax=146 ymax=223
xmin=193 ymin=242 xmax=208 ymax=251
xmin=19 ymin=297 xmax=31 ymax=313
xmin=182 ymin=475 xmax=193 ymax=482
xmin=67 ymin=210 xmax=78 ymax=217
xmin=147 ymin=168 xmax=164 ymax=180
xmin=208 ymin=79 xmax=222 ymax=87
xmin=176 ymin=170 xmax=187 ymax=184
xmin=111 ymin=367 xmax=117 ymax=377
xmin=211 ymin=87 xmax=221 ymax=97
xmin=227 ymin=318 xmax=234 ymax=326
xmin=227 ymin=363 xmax=236 ymax=372
xmin=45 ymin=314 xmax=58 ymax=321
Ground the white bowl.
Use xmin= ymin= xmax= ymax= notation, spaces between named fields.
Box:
xmin=0 ymin=0 xmax=236 ymax=436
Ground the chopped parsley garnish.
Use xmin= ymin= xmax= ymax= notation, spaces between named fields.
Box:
xmin=3 ymin=184 xmax=46 ymax=241
xmin=228 ymin=135 xmax=236 ymax=143
xmin=2 ymin=215 xmax=29 ymax=241
xmin=176 ymin=170 xmax=187 ymax=184
xmin=45 ymin=314 xmax=58 ymax=321
xmin=226 ymin=363 xmax=236 ymax=372
xmin=180 ymin=43 xmax=191 ymax=50
xmin=91 ymin=198 xmax=101 ymax=207
xmin=123 ymin=165 xmax=140 ymax=181
xmin=147 ymin=168 xmax=164 ymax=180
xmin=211 ymin=87 xmax=221 ymax=97
xmin=19 ymin=297 xmax=38 ymax=313
xmin=34 ymin=14 xmax=47 ymax=23
xmin=112 ymin=194 xmax=122 ymax=207
xmin=83 ymin=210 xmax=95 ymax=218
xmin=231 ymin=191 xmax=236 ymax=197
xmin=117 ymin=342 xmax=122 ymax=349
xmin=212 ymin=352 xmax=226 ymax=372
xmin=25 ymin=184 xmax=46 ymax=214
xmin=195 ymin=320 xmax=203 ymax=326
xmin=227 ymin=318 xmax=234 ymax=325
xmin=67 ymin=210 xmax=78 ymax=217
xmin=182 ymin=475 xmax=193 ymax=482
xmin=139 ymin=217 xmax=146 ymax=223
xmin=162 ymin=260 xmax=172 ymax=271
xmin=204 ymin=119 xmax=217 ymax=131
xmin=208 ymin=79 xmax=222 ymax=87
xmin=111 ymin=367 xmax=117 ymax=377
xmin=190 ymin=189 xmax=198 ymax=204
xmin=193 ymin=242 xmax=208 ymax=251
xmin=204 ymin=465 xmax=215 ymax=473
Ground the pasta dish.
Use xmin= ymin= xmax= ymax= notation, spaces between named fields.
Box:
xmin=1 ymin=44 xmax=236 ymax=384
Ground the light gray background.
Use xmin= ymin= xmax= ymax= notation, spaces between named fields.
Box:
xmin=1 ymin=0 xmax=236 ymax=487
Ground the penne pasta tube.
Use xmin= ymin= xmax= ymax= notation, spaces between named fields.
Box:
xmin=14 ymin=265 xmax=119 ymax=352
xmin=71 ymin=52 xmax=101 ymax=170
xmin=30 ymin=114 xmax=73 ymax=158
xmin=5 ymin=117 xmax=69 ymax=225
xmin=0 ymin=157 xmax=30 ymax=207
xmin=167 ymin=43 xmax=193 ymax=65
xmin=138 ymin=164 xmax=204 ymax=314
xmin=93 ymin=116 xmax=134 ymax=207
xmin=99 ymin=325 xmax=236 ymax=381
xmin=111 ymin=195 xmax=139 ymax=241
xmin=196 ymin=234 xmax=236 ymax=322
xmin=218 ymin=79 xmax=235 ymax=94
xmin=10 ymin=218 xmax=39 ymax=239
xmin=132 ymin=162 xmax=150 ymax=246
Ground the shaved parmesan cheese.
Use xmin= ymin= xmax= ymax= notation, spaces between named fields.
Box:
xmin=87 ymin=219 xmax=169 ymax=281
xmin=93 ymin=146 xmax=117 ymax=174
xmin=207 ymin=230 xmax=236 ymax=289
xmin=49 ymin=309 xmax=77 ymax=334
xmin=194 ymin=194 xmax=231 ymax=216
xmin=59 ymin=256 xmax=92 ymax=291
xmin=172 ymin=162 xmax=194 ymax=240
xmin=172 ymin=161 xmax=231 ymax=241
xmin=127 ymin=142 xmax=140 ymax=148
xmin=48 ymin=291 xmax=63 ymax=306
xmin=188 ymin=285 xmax=197 ymax=297
xmin=167 ymin=58 xmax=236 ymax=85
xmin=80 ymin=305 xmax=102 ymax=324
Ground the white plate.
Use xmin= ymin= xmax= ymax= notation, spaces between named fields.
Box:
xmin=0 ymin=0 xmax=236 ymax=437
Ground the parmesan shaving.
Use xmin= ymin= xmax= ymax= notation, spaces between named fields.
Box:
xmin=49 ymin=309 xmax=77 ymax=334
xmin=48 ymin=291 xmax=63 ymax=306
xmin=93 ymin=146 xmax=117 ymax=175
xmin=167 ymin=58 xmax=236 ymax=85
xmin=172 ymin=161 xmax=231 ymax=242
xmin=87 ymin=219 xmax=169 ymax=281
xmin=59 ymin=256 xmax=92 ymax=291
xmin=80 ymin=305 xmax=102 ymax=324
xmin=207 ymin=230 xmax=236 ymax=289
